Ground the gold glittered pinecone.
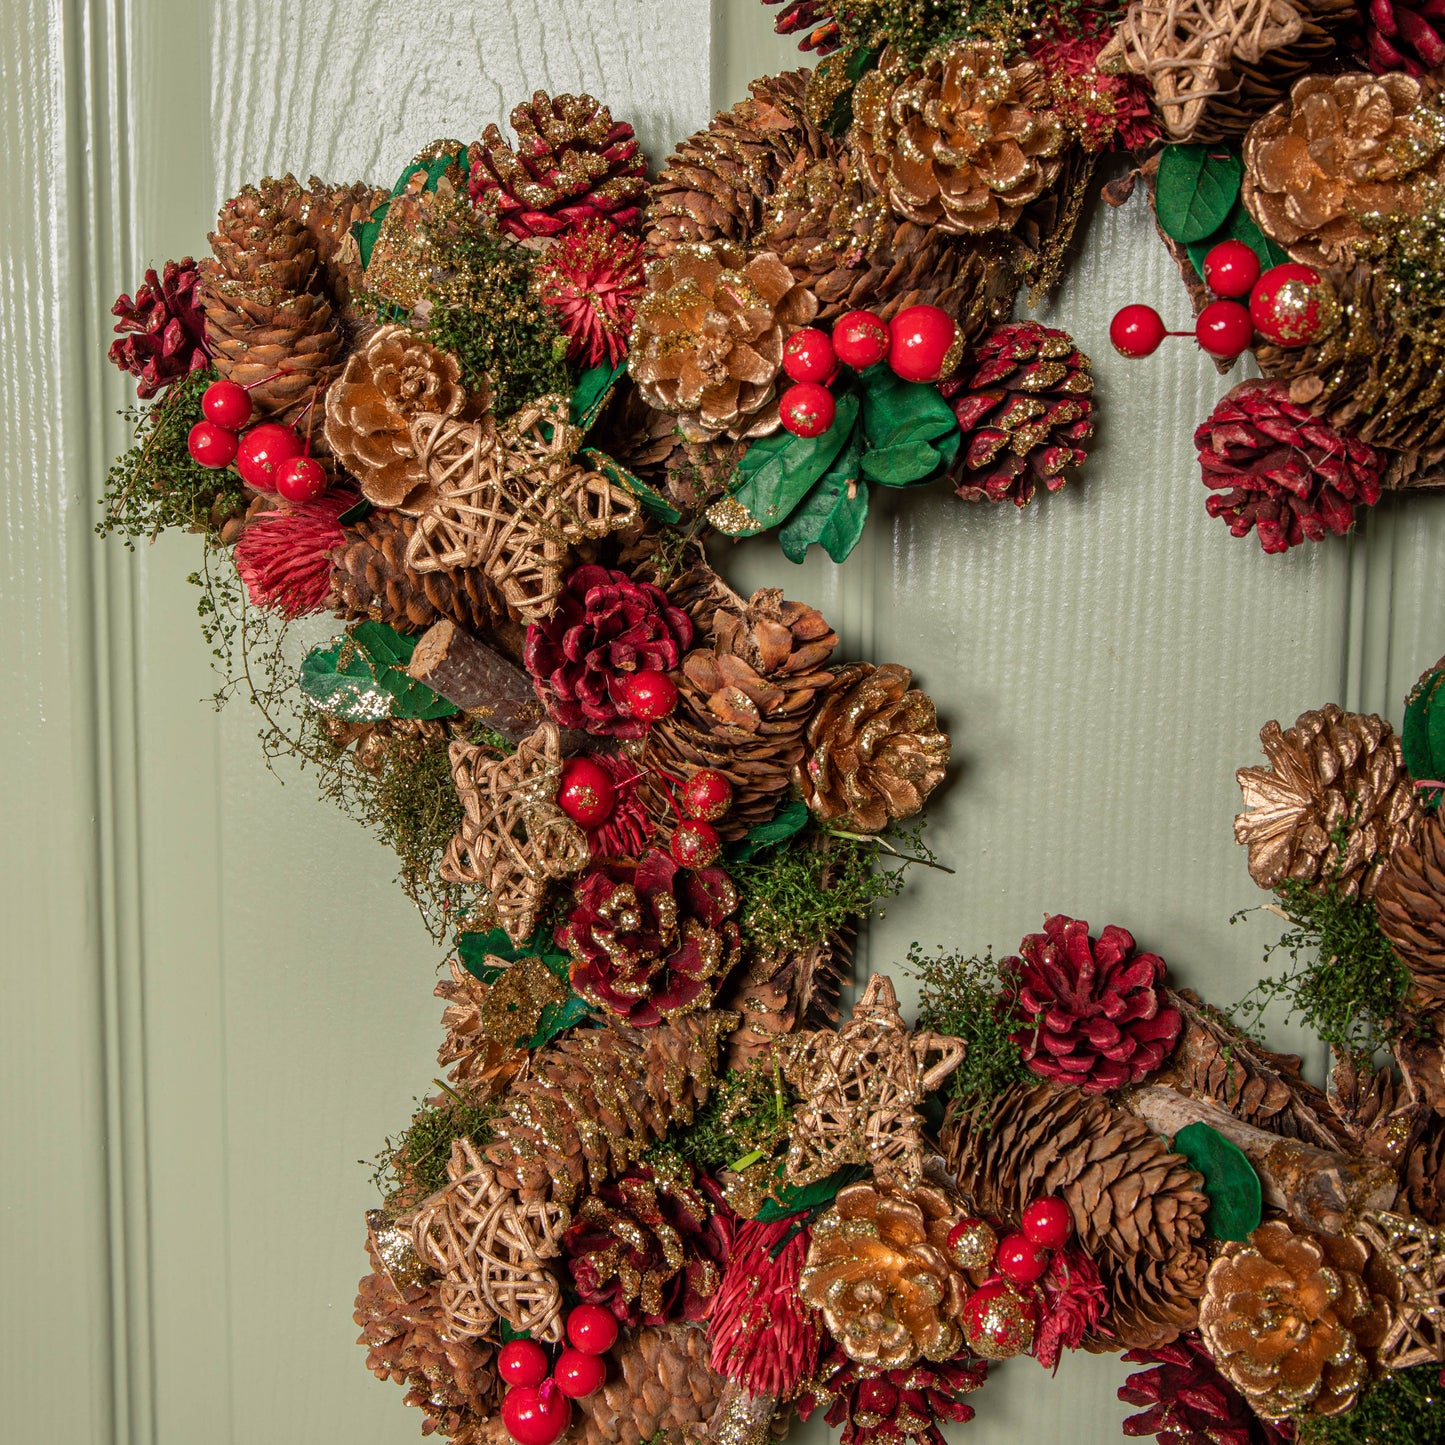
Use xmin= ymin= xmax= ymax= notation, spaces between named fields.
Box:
xmin=795 ymin=662 xmax=949 ymax=834
xmin=945 ymin=1082 xmax=1211 ymax=1350
xmin=486 ymin=1012 xmax=735 ymax=1207
xmin=798 ymin=1179 xmax=968 ymax=1369
xmin=572 ymin=1325 xmax=727 ymax=1445
xmin=635 ymin=588 xmax=839 ymax=841
xmin=1198 ymin=1220 xmax=1377 ymax=1421
xmin=1243 ymin=69 xmax=1445 ymax=266
xmin=629 ymin=242 xmax=818 ymax=442
xmin=1234 ymin=704 xmax=1422 ymax=902
xmin=279 ymin=174 xmax=389 ymax=327
xmin=434 ymin=958 xmax=530 ymax=1100
xmin=1374 ymin=810 xmax=1445 ymax=1011
xmin=851 ymin=41 xmax=1065 ymax=238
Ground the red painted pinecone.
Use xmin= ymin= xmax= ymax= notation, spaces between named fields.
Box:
xmin=1195 ymin=381 xmax=1385 ymax=554
xmin=1357 ymin=0 xmax=1445 ymax=76
xmin=762 ymin=0 xmax=844 ymax=52
xmin=1119 ymin=1336 xmax=1295 ymax=1445
xmin=468 ymin=91 xmax=646 ymax=240
xmin=941 ymin=322 xmax=1094 ymax=506
xmin=1006 ymin=914 xmax=1182 ymax=1094
xmin=523 ymin=565 xmax=694 ymax=740
xmin=108 ymin=258 xmax=210 ymax=399
xmin=796 ymin=1347 xmax=989 ymax=1445
xmin=559 ymin=848 xmax=742 ymax=1027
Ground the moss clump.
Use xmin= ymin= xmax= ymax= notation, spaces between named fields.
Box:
xmin=1299 ymin=1366 xmax=1445 ymax=1445
xmin=370 ymin=1087 xmax=499 ymax=1214
xmin=659 ymin=1060 xmax=795 ymax=1173
xmin=814 ymin=0 xmax=1117 ymax=58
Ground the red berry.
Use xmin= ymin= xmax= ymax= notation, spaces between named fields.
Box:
xmin=1195 ymin=298 xmax=1253 ymax=359
xmin=1202 ymin=239 xmax=1261 ymax=300
xmin=1249 ymin=263 xmax=1338 ymax=347
xmin=680 ymin=769 xmax=733 ymax=822
xmin=497 ymin=1339 xmax=550 ymax=1389
xmin=201 ymin=378 xmax=253 ymax=430
xmin=960 ymin=1280 xmax=1037 ymax=1359
xmin=553 ymin=1347 xmax=606 ymax=1399
xmin=888 ymin=304 xmax=959 ymax=383
xmin=783 ymin=328 xmax=838 ymax=385
xmin=1021 ymin=1196 xmax=1073 ymax=1250
xmin=187 ymin=420 xmax=239 ymax=470
xmin=275 ymin=454 xmax=328 ymax=503
xmin=831 ymin=309 xmax=890 ymax=370
xmin=624 ymin=670 xmax=677 ymax=724
xmin=1109 ymin=304 xmax=1167 ymax=358
xmin=670 ymin=818 xmax=721 ymax=869
xmin=235 ymin=422 xmax=305 ymax=491
xmin=557 ymin=756 xmax=616 ymax=827
xmin=500 ymin=1381 xmax=570 ymax=1445
xmin=994 ymin=1230 xmax=1051 ymax=1285
xmin=566 ymin=1303 xmax=619 ymax=1356
xmin=780 ymin=381 xmax=837 ymax=438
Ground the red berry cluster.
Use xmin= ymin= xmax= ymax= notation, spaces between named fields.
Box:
xmin=778 ymin=304 xmax=962 ymax=439
xmin=496 ymin=1305 xmax=617 ymax=1445
xmin=188 ymin=377 xmax=329 ymax=503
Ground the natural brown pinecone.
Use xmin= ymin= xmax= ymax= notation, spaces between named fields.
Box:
xmin=851 ymin=41 xmax=1065 ymax=237
xmin=434 ymin=958 xmax=530 ymax=1099
xmin=718 ymin=931 xmax=850 ymax=1071
xmin=1405 ymin=1114 xmax=1445 ymax=1224
xmin=944 ymin=1082 xmax=1211 ymax=1350
xmin=486 ymin=1012 xmax=735 ymax=1207
xmin=1374 ymin=810 xmax=1445 ymax=1009
xmin=571 ymin=1325 xmax=727 ymax=1445
xmin=1234 ymin=704 xmax=1422 ymax=901
xmin=795 ymin=662 xmax=949 ymax=834
xmin=277 ymin=174 xmax=389 ymax=327
xmin=634 ymin=588 xmax=839 ymax=841
xmin=798 ymin=1179 xmax=969 ymax=1368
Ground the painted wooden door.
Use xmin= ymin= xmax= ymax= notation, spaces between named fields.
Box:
xmin=4 ymin=3 xmax=1442 ymax=1444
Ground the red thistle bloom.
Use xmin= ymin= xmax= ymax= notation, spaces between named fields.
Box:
xmin=1029 ymin=26 xmax=1160 ymax=153
xmin=708 ymin=1216 xmax=821 ymax=1400
xmin=108 ymin=258 xmax=211 ymax=399
xmin=534 ymin=221 xmax=647 ymax=368
xmin=233 ymin=491 xmax=352 ymax=617
xmin=581 ymin=753 xmax=655 ymax=861
xmin=1033 ymin=1245 xmax=1110 ymax=1371
xmin=797 ymin=1347 xmax=989 ymax=1444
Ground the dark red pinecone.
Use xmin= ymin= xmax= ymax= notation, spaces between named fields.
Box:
xmin=1006 ymin=914 xmax=1182 ymax=1095
xmin=108 ymin=258 xmax=210 ymax=399
xmin=762 ymin=0 xmax=845 ymax=52
xmin=1119 ymin=1335 xmax=1295 ymax=1445
xmin=562 ymin=1164 xmax=726 ymax=1327
xmin=1356 ymin=0 xmax=1445 ymax=74
xmin=523 ymin=564 xmax=694 ymax=740
xmin=941 ymin=323 xmax=1094 ymax=506
xmin=796 ymin=1347 xmax=989 ymax=1445
xmin=1196 ymin=380 xmax=1385 ymax=554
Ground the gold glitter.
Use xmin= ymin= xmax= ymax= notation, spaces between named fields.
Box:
xmin=706 ymin=495 xmax=762 ymax=535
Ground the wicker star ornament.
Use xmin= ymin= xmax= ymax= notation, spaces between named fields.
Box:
xmin=1357 ymin=1211 xmax=1445 ymax=1370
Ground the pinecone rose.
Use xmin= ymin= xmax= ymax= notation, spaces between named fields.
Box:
xmin=852 ymin=41 xmax=1065 ymax=236
xmin=941 ymin=322 xmax=1094 ymax=506
xmin=763 ymin=0 xmax=845 ymax=53
xmin=533 ymin=219 xmax=647 ymax=369
xmin=559 ymin=848 xmax=741 ymax=1027
xmin=523 ymin=565 xmax=694 ymax=740
xmin=1005 ymin=914 xmax=1182 ymax=1094
xmin=108 ymin=258 xmax=210 ymax=399
xmin=1195 ymin=381 xmax=1386 ymax=554
xmin=468 ymin=91 xmax=647 ymax=240
xmin=629 ymin=242 xmax=819 ymax=441
xmin=795 ymin=662 xmax=950 ymax=833
xmin=1359 ymin=0 xmax=1445 ymax=75
xmin=796 ymin=1347 xmax=989 ymax=1445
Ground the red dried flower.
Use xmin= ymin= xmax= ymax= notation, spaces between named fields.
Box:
xmin=1006 ymin=914 xmax=1182 ymax=1094
xmin=234 ymin=492 xmax=352 ymax=617
xmin=1028 ymin=27 xmax=1160 ymax=152
xmin=1033 ymin=1245 xmax=1110 ymax=1371
xmin=796 ymin=1347 xmax=989 ymax=1445
xmin=581 ymin=753 xmax=655 ymax=861
xmin=708 ymin=1216 xmax=821 ymax=1400
xmin=534 ymin=220 xmax=646 ymax=369
xmin=523 ymin=564 xmax=693 ymax=739
xmin=108 ymin=258 xmax=210 ymax=399
xmin=1196 ymin=381 xmax=1385 ymax=555
xmin=761 ymin=0 xmax=844 ymax=53
xmin=558 ymin=848 xmax=741 ymax=1027
xmin=1356 ymin=0 xmax=1445 ymax=76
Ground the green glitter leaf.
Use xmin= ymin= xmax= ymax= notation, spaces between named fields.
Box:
xmin=1404 ymin=665 xmax=1445 ymax=811
xmin=1156 ymin=145 xmax=1243 ymax=244
xmin=457 ymin=923 xmax=569 ymax=979
xmin=299 ymin=622 xmax=458 ymax=722
xmin=1171 ymin=1122 xmax=1262 ymax=1241
xmin=582 ymin=446 xmax=682 ymax=524
xmin=570 ymin=359 xmax=627 ymax=433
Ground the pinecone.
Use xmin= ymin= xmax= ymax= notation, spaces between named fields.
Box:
xmin=486 ymin=1012 xmax=735 ymax=1206
xmin=434 ymin=958 xmax=529 ymax=1099
xmin=1404 ymin=1113 xmax=1445 ymax=1223
xmin=718 ymin=932 xmax=850 ymax=1071
xmin=851 ymin=42 xmax=1065 ymax=237
xmin=1195 ymin=380 xmax=1386 ymax=553
xmin=794 ymin=662 xmax=949 ymax=834
xmin=467 ymin=91 xmax=646 ymax=241
xmin=941 ymin=322 xmax=1094 ymax=506
xmin=629 ymin=242 xmax=819 ymax=442
xmin=1359 ymin=0 xmax=1445 ymax=74
xmin=798 ymin=1179 xmax=969 ymax=1368
xmin=1234 ymin=703 xmax=1422 ymax=901
xmin=1197 ymin=1221 xmax=1375 ymax=1420
xmin=796 ymin=1347 xmax=988 ymax=1445
xmin=763 ymin=0 xmax=845 ymax=53
xmin=1243 ymin=69 xmax=1445 ymax=264
xmin=278 ymin=174 xmax=389 ymax=326
xmin=1374 ymin=810 xmax=1445 ymax=1009
xmin=944 ymin=1082 xmax=1211 ymax=1350
xmin=108 ymin=258 xmax=210 ymax=399
xmin=635 ymin=588 xmax=839 ymax=841
xmin=571 ymin=1324 xmax=727 ymax=1445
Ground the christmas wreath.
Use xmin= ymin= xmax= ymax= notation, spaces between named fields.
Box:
xmin=100 ymin=2 xmax=1445 ymax=1442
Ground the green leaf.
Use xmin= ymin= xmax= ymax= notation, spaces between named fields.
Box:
xmin=1172 ymin=1122 xmax=1263 ymax=1241
xmin=754 ymin=1164 xmax=867 ymax=1221
xmin=298 ymin=622 xmax=457 ymax=722
xmin=352 ymin=147 xmax=466 ymax=269
xmin=1404 ymin=667 xmax=1445 ymax=811
xmin=457 ymin=924 xmax=568 ymax=980
xmin=728 ymin=800 xmax=811 ymax=864
xmin=570 ymin=360 xmax=627 ymax=433
xmin=526 ymin=991 xmax=595 ymax=1048
xmin=337 ymin=497 xmax=375 ymax=526
xmin=862 ymin=439 xmax=948 ymax=487
xmin=1184 ymin=195 xmax=1291 ymax=281
xmin=1156 ymin=145 xmax=1244 ymax=244
xmin=860 ymin=367 xmax=959 ymax=449
xmin=582 ymin=446 xmax=682 ymax=524
xmin=779 ymin=428 xmax=867 ymax=562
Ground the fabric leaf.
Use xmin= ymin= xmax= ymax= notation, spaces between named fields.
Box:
xmin=1404 ymin=666 xmax=1445 ymax=811
xmin=755 ymin=1164 xmax=868 ymax=1222
xmin=779 ymin=429 xmax=867 ymax=562
xmin=570 ymin=359 xmax=628 ymax=433
xmin=729 ymin=800 xmax=811 ymax=864
xmin=299 ymin=621 xmax=458 ymax=722
xmin=1156 ymin=145 xmax=1243 ymax=244
xmin=1185 ymin=195 xmax=1291 ymax=280
xmin=1172 ymin=1122 xmax=1263 ymax=1241
xmin=582 ymin=446 xmax=682 ymax=523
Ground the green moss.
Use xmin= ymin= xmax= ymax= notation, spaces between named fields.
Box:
xmin=370 ymin=1087 xmax=499 ymax=1214
xmin=1299 ymin=1366 xmax=1445 ymax=1445
xmin=658 ymin=1060 xmax=794 ymax=1173
xmin=816 ymin=0 xmax=1120 ymax=58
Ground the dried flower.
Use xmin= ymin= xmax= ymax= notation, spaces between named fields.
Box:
xmin=233 ymin=491 xmax=353 ymax=616
xmin=534 ymin=219 xmax=647 ymax=368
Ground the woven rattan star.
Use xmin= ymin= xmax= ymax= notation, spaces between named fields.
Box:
xmin=1358 ymin=1210 xmax=1445 ymax=1369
